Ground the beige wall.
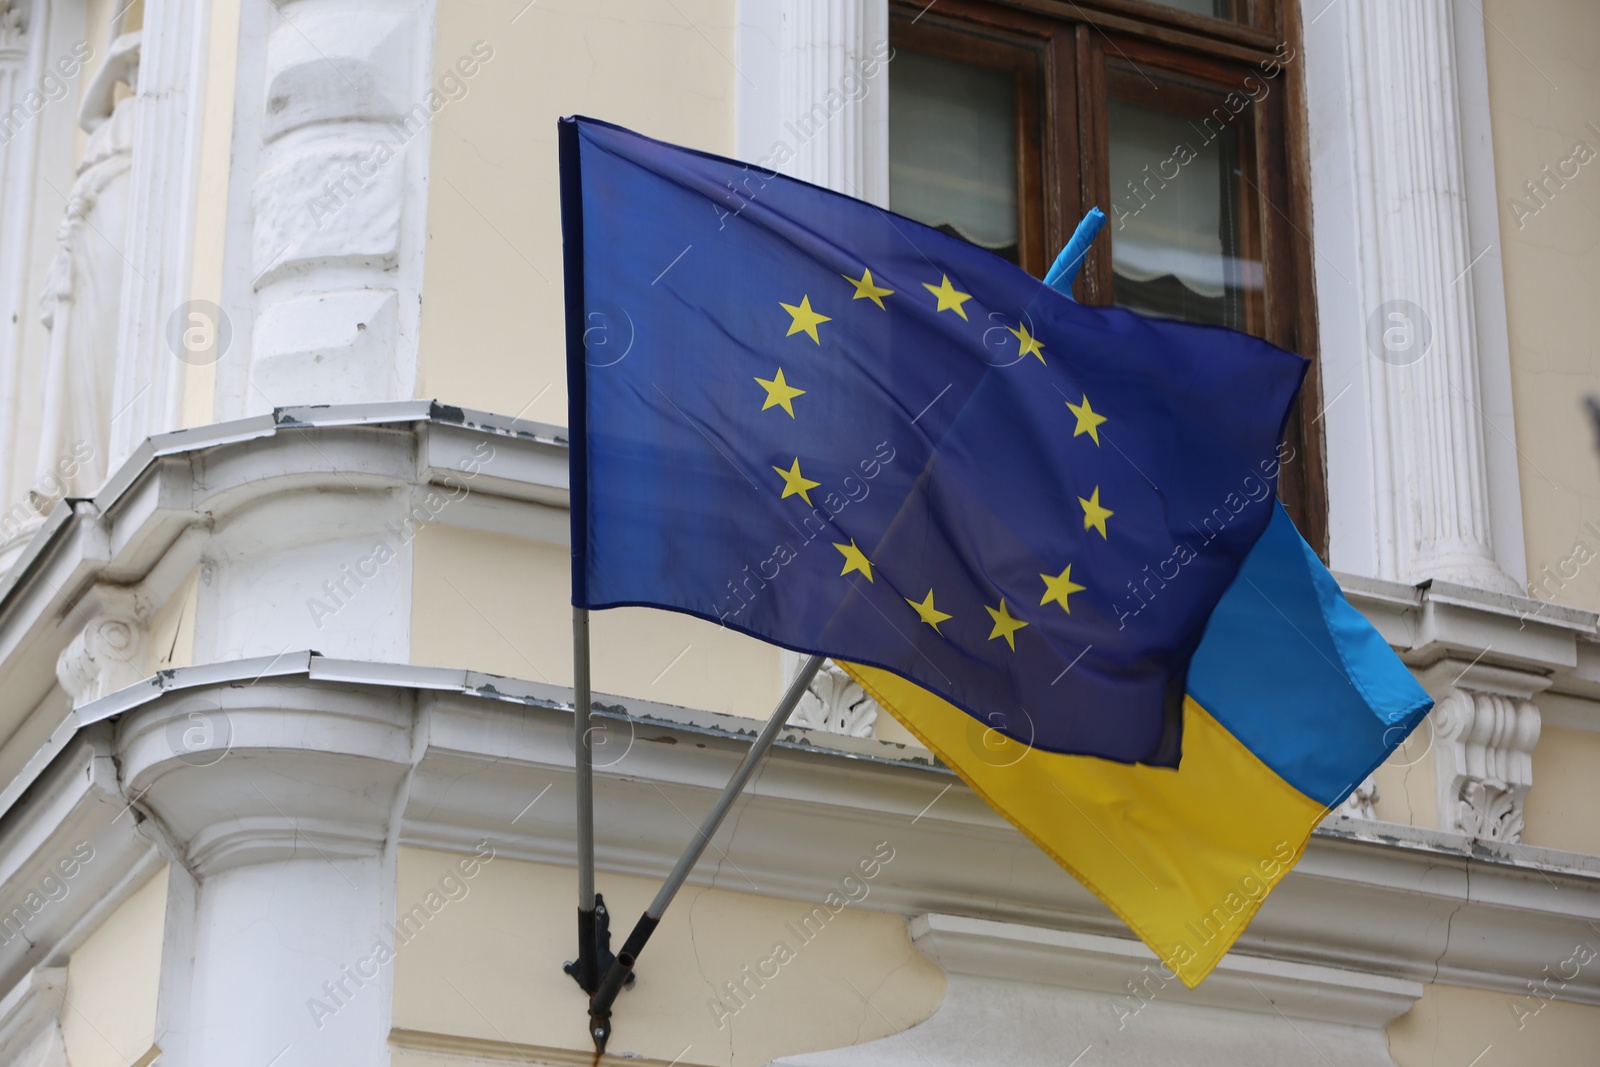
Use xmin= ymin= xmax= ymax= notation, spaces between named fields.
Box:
xmin=391 ymin=846 xmax=945 ymax=1067
xmin=145 ymin=566 xmax=198 ymax=674
xmin=1386 ymin=980 xmax=1600 ymax=1066
xmin=1481 ymin=1 xmax=1600 ymax=854
xmin=178 ymin=0 xmax=242 ymax=429
xmin=1524 ymin=718 xmax=1600 ymax=855
xmin=417 ymin=0 xmax=738 ymax=423
xmin=62 ymin=864 xmax=167 ymax=1067
xmin=1484 ymin=0 xmax=1600 ymax=613
xmin=1369 ymin=729 xmax=1437 ymax=830
xmin=411 ymin=523 xmax=782 ymax=718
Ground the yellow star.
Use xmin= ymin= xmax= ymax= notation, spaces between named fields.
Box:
xmin=834 ymin=539 xmax=873 ymax=582
xmin=772 ymin=458 xmax=821 ymax=505
xmin=985 ymin=599 xmax=1028 ymax=651
xmin=843 ymin=267 xmax=894 ymax=310
xmin=1066 ymin=394 xmax=1108 ymax=445
xmin=922 ymin=274 xmax=973 ymax=321
xmin=1007 ymin=321 xmax=1045 ymax=363
xmin=755 ymin=368 xmax=805 ymax=417
xmin=1039 ymin=564 xmax=1086 ymax=614
xmin=906 ymin=589 xmax=952 ymax=633
xmin=780 ymin=294 xmax=831 ymax=344
xmin=1079 ymin=486 xmax=1113 ymax=539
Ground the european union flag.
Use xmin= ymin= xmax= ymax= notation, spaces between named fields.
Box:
xmin=561 ymin=117 xmax=1433 ymax=986
xmin=560 ymin=116 xmax=1307 ymax=768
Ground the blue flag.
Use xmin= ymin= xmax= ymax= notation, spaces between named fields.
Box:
xmin=559 ymin=116 xmax=1307 ymax=767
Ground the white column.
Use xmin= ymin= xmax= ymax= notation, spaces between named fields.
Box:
xmin=735 ymin=0 xmax=889 ymax=204
xmin=118 ymin=681 xmax=412 ymax=1067
xmin=1315 ymin=0 xmax=1521 ymax=594
xmin=106 ymin=0 xmax=210 ymax=467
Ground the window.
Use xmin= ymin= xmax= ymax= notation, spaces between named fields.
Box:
xmin=888 ymin=0 xmax=1325 ymax=550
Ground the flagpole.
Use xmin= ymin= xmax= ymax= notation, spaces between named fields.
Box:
xmin=573 ymin=606 xmax=599 ymax=994
xmin=586 ymin=653 xmax=825 ymax=1052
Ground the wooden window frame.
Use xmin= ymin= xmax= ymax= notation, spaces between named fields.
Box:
xmin=889 ymin=0 xmax=1326 ymax=553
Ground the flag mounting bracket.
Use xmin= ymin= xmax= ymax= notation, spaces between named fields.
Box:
xmin=584 ymin=654 xmax=826 ymax=1054
xmin=563 ymin=893 xmax=629 ymax=992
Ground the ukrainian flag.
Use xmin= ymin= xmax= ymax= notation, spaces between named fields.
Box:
xmin=559 ymin=117 xmax=1431 ymax=986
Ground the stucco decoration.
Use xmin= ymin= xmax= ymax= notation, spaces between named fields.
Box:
xmin=1336 ymin=775 xmax=1380 ymax=821
xmin=34 ymin=32 xmax=139 ymax=501
xmin=790 ymin=660 xmax=879 ymax=738
xmin=1432 ymin=688 xmax=1540 ymax=842
xmin=55 ymin=586 xmax=148 ymax=707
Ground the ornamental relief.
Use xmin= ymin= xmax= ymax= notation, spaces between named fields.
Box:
xmin=789 ymin=660 xmax=879 ymax=738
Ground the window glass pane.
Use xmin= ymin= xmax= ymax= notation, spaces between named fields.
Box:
xmin=889 ymin=51 xmax=1020 ymax=263
xmin=1106 ymin=96 xmax=1261 ymax=331
xmin=1140 ymin=0 xmax=1237 ymax=20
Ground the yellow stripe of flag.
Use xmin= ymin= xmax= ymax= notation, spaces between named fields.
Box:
xmin=842 ymin=662 xmax=1328 ymax=987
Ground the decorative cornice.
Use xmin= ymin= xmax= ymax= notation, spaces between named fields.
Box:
xmin=5 ymin=655 xmax=1594 ymax=1010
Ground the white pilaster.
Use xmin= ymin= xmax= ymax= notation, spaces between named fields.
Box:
xmin=0 ymin=0 xmax=46 ymax=519
xmin=735 ymin=0 xmax=889 ymax=204
xmin=1308 ymin=0 xmax=1523 ymax=594
xmin=106 ymin=0 xmax=210 ymax=470
xmin=0 ymin=0 xmax=91 ymax=574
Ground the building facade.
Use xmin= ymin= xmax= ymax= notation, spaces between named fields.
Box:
xmin=0 ymin=0 xmax=1597 ymax=1064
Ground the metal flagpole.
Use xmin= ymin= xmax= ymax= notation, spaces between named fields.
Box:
xmin=572 ymin=606 xmax=599 ymax=993
xmin=586 ymin=653 xmax=826 ymax=1052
